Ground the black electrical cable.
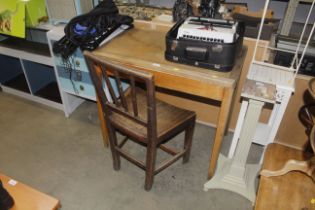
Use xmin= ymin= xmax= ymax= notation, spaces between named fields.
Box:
xmin=53 ymin=0 xmax=133 ymax=95
xmin=62 ymin=56 xmax=78 ymax=94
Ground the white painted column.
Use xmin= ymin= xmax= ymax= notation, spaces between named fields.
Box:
xmin=229 ymin=99 xmax=264 ymax=178
xmin=228 ymin=100 xmax=249 ymax=158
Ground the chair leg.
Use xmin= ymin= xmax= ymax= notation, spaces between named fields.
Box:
xmin=183 ymin=118 xmax=196 ymax=163
xmin=144 ymin=142 xmax=157 ymax=191
xmin=108 ymin=125 xmax=121 ymax=171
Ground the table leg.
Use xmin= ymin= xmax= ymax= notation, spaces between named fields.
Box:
xmin=208 ymin=88 xmax=233 ymax=179
xmin=224 ymin=86 xmax=238 ymax=135
xmin=228 ymin=100 xmax=249 ymax=159
xmin=95 ymin=65 xmax=109 ymax=148
xmin=96 ymin=97 xmax=109 ymax=147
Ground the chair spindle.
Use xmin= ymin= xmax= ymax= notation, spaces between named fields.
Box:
xmin=100 ymin=65 xmax=119 ymax=105
xmin=130 ymin=75 xmax=138 ymax=117
xmin=113 ymin=70 xmax=129 ymax=111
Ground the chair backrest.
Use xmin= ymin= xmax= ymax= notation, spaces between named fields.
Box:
xmin=310 ymin=125 xmax=315 ymax=153
xmin=309 ymin=78 xmax=315 ymax=153
xmin=299 ymin=78 xmax=315 ymax=152
xmin=309 ymin=78 xmax=315 ymax=99
xmin=299 ymin=104 xmax=314 ymax=133
xmin=84 ymin=51 xmax=157 ymax=140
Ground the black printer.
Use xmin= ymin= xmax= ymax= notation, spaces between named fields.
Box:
xmin=165 ymin=17 xmax=244 ymax=72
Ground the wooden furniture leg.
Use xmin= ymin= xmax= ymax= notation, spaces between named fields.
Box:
xmin=224 ymin=85 xmax=239 ymax=135
xmin=208 ymin=88 xmax=234 ymax=179
xmin=96 ymin=97 xmax=109 ymax=147
xmin=96 ymin=65 xmax=109 ymax=147
xmin=261 ymin=157 xmax=315 ymax=180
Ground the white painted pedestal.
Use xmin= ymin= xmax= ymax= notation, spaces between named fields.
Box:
xmin=204 ymin=99 xmax=265 ymax=203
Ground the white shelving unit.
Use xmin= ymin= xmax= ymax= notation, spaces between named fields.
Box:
xmin=47 ymin=25 xmax=129 ymax=117
xmin=47 ymin=26 xmax=90 ymax=118
xmin=0 ymin=45 xmax=52 ymax=66
xmin=0 ymin=37 xmax=64 ymax=111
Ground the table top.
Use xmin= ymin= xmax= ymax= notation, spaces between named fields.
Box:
xmin=93 ymin=21 xmax=246 ymax=89
xmin=241 ymin=79 xmax=276 ymax=104
xmin=0 ymin=173 xmax=60 ymax=210
xmin=255 ymin=144 xmax=315 ymax=210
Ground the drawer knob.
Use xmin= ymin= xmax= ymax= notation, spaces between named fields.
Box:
xmin=75 ymin=60 xmax=80 ymax=67
xmin=79 ymin=85 xmax=84 ymax=91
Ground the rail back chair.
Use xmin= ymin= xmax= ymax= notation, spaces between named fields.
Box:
xmin=84 ymin=51 xmax=196 ymax=190
xmin=261 ymin=78 xmax=315 ymax=180
xmin=299 ymin=78 xmax=315 ymax=151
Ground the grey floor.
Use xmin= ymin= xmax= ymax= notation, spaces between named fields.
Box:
xmin=0 ymin=92 xmax=263 ymax=210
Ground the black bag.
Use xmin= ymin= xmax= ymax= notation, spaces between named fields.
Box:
xmin=53 ymin=0 xmax=133 ymax=59
xmin=0 ymin=179 xmax=14 ymax=210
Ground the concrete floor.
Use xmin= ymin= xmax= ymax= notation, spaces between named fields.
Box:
xmin=0 ymin=92 xmax=263 ymax=210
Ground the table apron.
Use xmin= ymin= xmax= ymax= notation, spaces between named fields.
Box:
xmin=146 ymin=70 xmax=226 ymax=101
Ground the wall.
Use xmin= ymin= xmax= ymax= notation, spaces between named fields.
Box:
xmin=145 ymin=0 xmax=315 ymax=23
xmin=227 ymin=0 xmax=315 ymax=23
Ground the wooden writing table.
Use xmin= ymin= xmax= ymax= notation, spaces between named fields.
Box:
xmin=0 ymin=173 xmax=60 ymax=210
xmin=92 ymin=21 xmax=247 ymax=179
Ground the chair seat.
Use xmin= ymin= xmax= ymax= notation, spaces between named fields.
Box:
xmin=110 ymin=88 xmax=196 ymax=142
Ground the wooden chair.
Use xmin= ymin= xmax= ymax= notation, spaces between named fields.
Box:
xmin=260 ymin=78 xmax=315 ymax=180
xmin=84 ymin=51 xmax=196 ymax=191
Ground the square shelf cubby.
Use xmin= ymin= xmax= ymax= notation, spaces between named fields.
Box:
xmin=22 ymin=60 xmax=62 ymax=103
xmin=0 ymin=55 xmax=30 ymax=93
